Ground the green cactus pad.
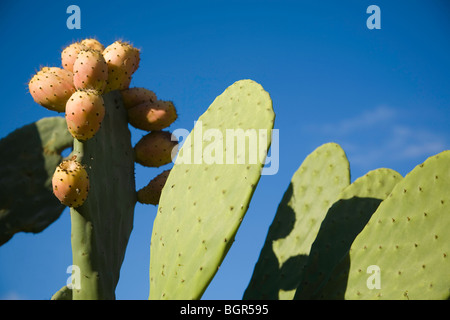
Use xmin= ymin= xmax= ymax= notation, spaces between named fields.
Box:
xmin=0 ymin=117 xmax=73 ymax=246
xmin=294 ymin=168 xmax=402 ymax=299
xmin=243 ymin=143 xmax=350 ymax=300
xmin=51 ymin=285 xmax=72 ymax=300
xmin=149 ymin=79 xmax=275 ymax=299
xmin=321 ymin=151 xmax=450 ymax=300
xmin=70 ymin=90 xmax=136 ymax=299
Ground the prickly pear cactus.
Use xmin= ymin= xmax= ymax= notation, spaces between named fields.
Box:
xmin=243 ymin=143 xmax=350 ymax=300
xmin=23 ymin=38 xmax=178 ymax=299
xmin=149 ymin=79 xmax=275 ymax=299
xmin=9 ymin=33 xmax=449 ymax=301
xmin=294 ymin=168 xmax=402 ymax=299
xmin=319 ymin=151 xmax=450 ymax=300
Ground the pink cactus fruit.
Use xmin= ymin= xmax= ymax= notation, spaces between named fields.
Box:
xmin=137 ymin=169 xmax=171 ymax=205
xmin=80 ymin=38 xmax=105 ymax=52
xmin=41 ymin=67 xmax=75 ymax=85
xmin=104 ymin=41 xmax=140 ymax=74
xmin=120 ymin=87 xmax=157 ymax=109
xmin=103 ymin=41 xmax=140 ymax=92
xmin=73 ymin=49 xmax=108 ymax=92
xmin=65 ymin=89 xmax=106 ymax=141
xmin=134 ymin=131 xmax=178 ymax=167
xmin=52 ymin=158 xmax=89 ymax=208
xmin=28 ymin=67 xmax=76 ymax=112
xmin=128 ymin=100 xmax=178 ymax=131
xmin=61 ymin=42 xmax=87 ymax=72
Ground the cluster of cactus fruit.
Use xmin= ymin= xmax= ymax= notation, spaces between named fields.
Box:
xmin=24 ymin=38 xmax=179 ymax=299
xmin=28 ymin=38 xmax=177 ymax=207
xmin=0 ymin=37 xmax=448 ymax=300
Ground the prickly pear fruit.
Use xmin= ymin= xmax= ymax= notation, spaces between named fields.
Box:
xmin=134 ymin=131 xmax=178 ymax=167
xmin=80 ymin=38 xmax=104 ymax=52
xmin=28 ymin=67 xmax=76 ymax=112
xmin=41 ymin=67 xmax=74 ymax=81
xmin=65 ymin=89 xmax=105 ymax=141
xmin=121 ymin=87 xmax=157 ymax=109
xmin=73 ymin=49 xmax=108 ymax=92
xmin=103 ymin=41 xmax=140 ymax=92
xmin=52 ymin=158 xmax=89 ymax=208
xmin=137 ymin=170 xmax=171 ymax=205
xmin=128 ymin=100 xmax=178 ymax=131
xmin=61 ymin=42 xmax=87 ymax=72
xmin=104 ymin=41 xmax=140 ymax=74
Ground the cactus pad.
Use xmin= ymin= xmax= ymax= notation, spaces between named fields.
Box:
xmin=149 ymin=79 xmax=275 ymax=299
xmin=294 ymin=168 xmax=402 ymax=299
xmin=0 ymin=117 xmax=72 ymax=245
xmin=321 ymin=151 xmax=450 ymax=300
xmin=243 ymin=143 xmax=350 ymax=299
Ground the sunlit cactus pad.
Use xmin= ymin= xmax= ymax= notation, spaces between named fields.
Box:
xmin=149 ymin=79 xmax=275 ymax=299
xmin=319 ymin=151 xmax=450 ymax=300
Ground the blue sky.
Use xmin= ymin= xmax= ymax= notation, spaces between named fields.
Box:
xmin=0 ymin=0 xmax=449 ymax=299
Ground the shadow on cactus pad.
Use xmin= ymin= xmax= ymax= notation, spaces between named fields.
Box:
xmin=296 ymin=196 xmax=383 ymax=299
xmin=244 ymin=143 xmax=351 ymax=300
xmin=0 ymin=117 xmax=73 ymax=246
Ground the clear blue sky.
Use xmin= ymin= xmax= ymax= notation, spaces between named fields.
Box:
xmin=0 ymin=0 xmax=449 ymax=299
